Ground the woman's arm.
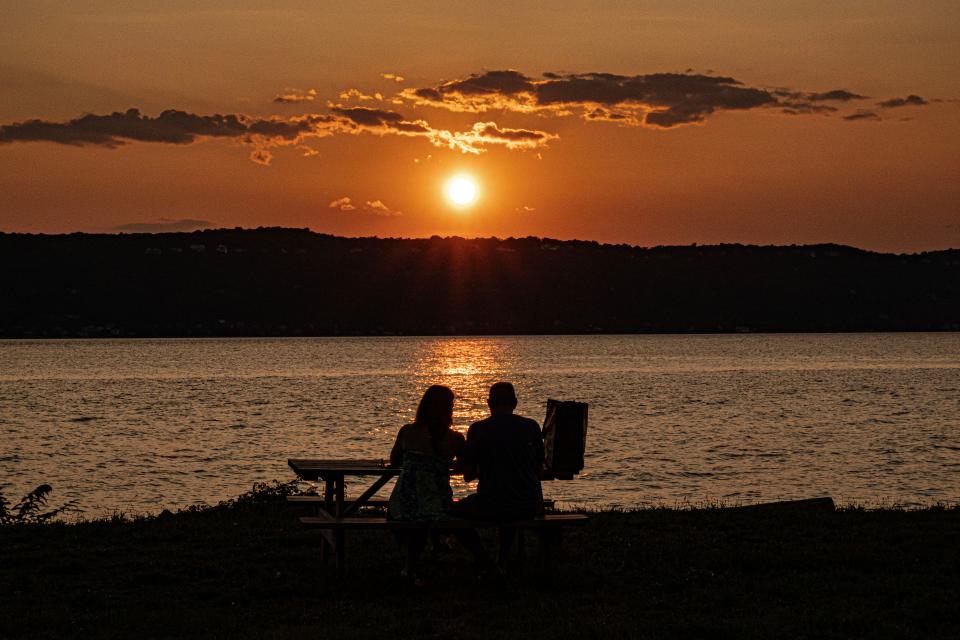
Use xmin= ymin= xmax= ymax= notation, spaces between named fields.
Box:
xmin=459 ymin=425 xmax=478 ymax=482
xmin=389 ymin=425 xmax=406 ymax=467
xmin=449 ymin=431 xmax=467 ymax=472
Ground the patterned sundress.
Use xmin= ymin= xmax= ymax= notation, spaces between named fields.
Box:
xmin=388 ymin=450 xmax=453 ymax=521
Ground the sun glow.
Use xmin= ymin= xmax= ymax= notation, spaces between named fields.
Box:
xmin=445 ymin=174 xmax=479 ymax=208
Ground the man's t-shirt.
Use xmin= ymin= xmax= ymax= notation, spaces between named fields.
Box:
xmin=461 ymin=412 xmax=544 ymax=517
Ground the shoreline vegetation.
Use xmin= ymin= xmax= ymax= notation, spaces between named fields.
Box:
xmin=2 ymin=483 xmax=958 ymax=639
xmin=2 ymin=228 xmax=958 ymax=338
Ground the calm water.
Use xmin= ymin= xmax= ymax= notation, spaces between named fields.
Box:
xmin=1 ymin=334 xmax=958 ymax=516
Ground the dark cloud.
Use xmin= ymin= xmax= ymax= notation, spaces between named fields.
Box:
xmin=0 ymin=104 xmax=554 ymax=158
xmin=404 ymin=69 xmax=940 ymax=127
xmin=773 ymin=89 xmax=870 ymax=117
xmin=779 ymin=101 xmax=838 ymax=115
xmin=112 ymin=218 xmax=213 ymax=233
xmin=436 ymin=69 xmax=534 ymax=96
xmin=877 ymin=94 xmax=928 ymax=108
xmin=807 ymin=89 xmax=867 ymax=102
xmin=3 ymin=70 xmax=927 ymax=162
xmin=404 ymin=69 xmax=780 ymax=128
xmin=844 ymin=110 xmax=881 ymax=121
xmin=471 ymin=122 xmax=556 ymax=145
xmin=331 ymin=106 xmax=430 ymax=133
xmin=585 ymin=107 xmax=633 ymax=122
xmin=0 ymin=108 xmax=330 ymax=147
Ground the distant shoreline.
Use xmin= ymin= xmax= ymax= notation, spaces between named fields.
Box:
xmin=2 ymin=228 xmax=958 ymax=338
xmin=3 ymin=329 xmax=960 ymax=341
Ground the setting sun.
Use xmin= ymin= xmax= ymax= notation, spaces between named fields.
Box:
xmin=445 ymin=174 xmax=479 ymax=208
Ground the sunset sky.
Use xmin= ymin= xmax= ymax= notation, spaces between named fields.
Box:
xmin=1 ymin=1 xmax=958 ymax=251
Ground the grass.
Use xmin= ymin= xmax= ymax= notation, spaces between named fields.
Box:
xmin=1 ymin=483 xmax=958 ymax=639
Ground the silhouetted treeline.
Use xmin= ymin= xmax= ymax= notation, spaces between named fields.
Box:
xmin=1 ymin=228 xmax=958 ymax=337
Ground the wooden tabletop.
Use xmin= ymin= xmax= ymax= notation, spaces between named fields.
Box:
xmin=288 ymin=458 xmax=401 ymax=480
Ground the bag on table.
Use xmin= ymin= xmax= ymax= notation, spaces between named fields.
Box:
xmin=542 ymin=399 xmax=588 ymax=480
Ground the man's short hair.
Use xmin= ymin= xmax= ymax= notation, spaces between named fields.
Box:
xmin=488 ymin=382 xmax=518 ymax=408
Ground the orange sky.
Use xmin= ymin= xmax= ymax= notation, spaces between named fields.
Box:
xmin=1 ymin=1 xmax=958 ymax=251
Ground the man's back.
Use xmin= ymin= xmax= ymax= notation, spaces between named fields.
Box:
xmin=463 ymin=412 xmax=544 ymax=517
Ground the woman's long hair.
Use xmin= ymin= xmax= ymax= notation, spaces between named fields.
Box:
xmin=414 ymin=385 xmax=455 ymax=453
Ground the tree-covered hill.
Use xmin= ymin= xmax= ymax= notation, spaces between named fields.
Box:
xmin=2 ymin=228 xmax=957 ymax=337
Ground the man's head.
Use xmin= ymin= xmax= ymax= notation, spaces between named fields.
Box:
xmin=487 ymin=381 xmax=518 ymax=415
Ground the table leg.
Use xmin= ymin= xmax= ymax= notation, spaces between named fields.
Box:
xmin=335 ymin=476 xmax=344 ymax=517
xmin=335 ymin=475 xmax=345 ymax=574
xmin=320 ymin=479 xmax=335 ymax=562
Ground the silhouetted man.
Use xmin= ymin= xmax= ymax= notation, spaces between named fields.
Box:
xmin=453 ymin=382 xmax=544 ymax=567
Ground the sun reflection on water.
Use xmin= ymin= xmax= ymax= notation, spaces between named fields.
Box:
xmin=409 ymin=338 xmax=518 ymax=491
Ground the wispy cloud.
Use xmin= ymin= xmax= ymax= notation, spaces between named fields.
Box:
xmin=0 ymin=108 xmax=332 ymax=147
xmin=805 ymin=89 xmax=867 ymax=102
xmin=329 ymin=196 xmax=356 ymax=211
xmin=328 ymin=106 xmax=555 ymax=154
xmin=844 ymin=110 xmax=881 ymax=121
xmin=329 ymin=196 xmax=401 ymax=216
xmin=273 ymin=88 xmax=317 ymax=103
xmin=339 ymin=88 xmax=381 ymax=102
xmin=364 ymin=200 xmax=401 ymax=216
xmin=878 ymin=94 xmax=927 ymax=108
xmin=249 ymin=149 xmax=272 ymax=165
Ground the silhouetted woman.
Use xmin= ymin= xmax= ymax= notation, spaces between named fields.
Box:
xmin=388 ymin=384 xmax=465 ymax=582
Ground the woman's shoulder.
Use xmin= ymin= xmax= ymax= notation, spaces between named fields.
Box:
xmin=394 ymin=423 xmax=418 ymax=443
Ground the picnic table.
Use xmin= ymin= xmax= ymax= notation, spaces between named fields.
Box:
xmin=287 ymin=458 xmax=400 ymax=570
xmin=287 ymin=458 xmax=587 ymax=574
xmin=288 ymin=458 xmax=400 ymax=516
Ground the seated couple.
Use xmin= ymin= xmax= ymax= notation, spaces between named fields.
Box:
xmin=387 ymin=382 xmax=544 ymax=580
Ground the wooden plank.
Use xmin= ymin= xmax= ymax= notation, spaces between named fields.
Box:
xmin=287 ymin=496 xmax=390 ymax=508
xmin=288 ymin=458 xmax=464 ymax=479
xmin=299 ymin=514 xmax=590 ymax=530
xmin=287 ymin=495 xmax=557 ymax=510
xmin=288 ymin=459 xmax=398 ymax=480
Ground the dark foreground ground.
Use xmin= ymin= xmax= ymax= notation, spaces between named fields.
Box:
xmin=2 ymin=485 xmax=958 ymax=640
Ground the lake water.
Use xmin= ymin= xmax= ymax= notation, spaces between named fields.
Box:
xmin=1 ymin=334 xmax=958 ymax=516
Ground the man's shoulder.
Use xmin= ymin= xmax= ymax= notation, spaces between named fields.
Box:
xmin=467 ymin=417 xmax=493 ymax=434
xmin=468 ymin=414 xmax=541 ymax=433
xmin=512 ymin=414 xmax=541 ymax=430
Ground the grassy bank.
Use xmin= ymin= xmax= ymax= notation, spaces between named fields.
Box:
xmin=2 ymin=485 xmax=958 ymax=639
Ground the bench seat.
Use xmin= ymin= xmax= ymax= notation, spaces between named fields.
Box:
xmin=287 ymin=495 xmax=556 ymax=510
xmin=299 ymin=513 xmax=589 ymax=530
